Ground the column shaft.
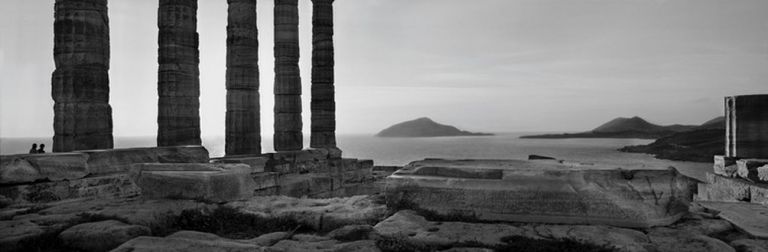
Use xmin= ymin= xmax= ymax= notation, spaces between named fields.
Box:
xmin=225 ymin=0 xmax=261 ymax=155
xmin=52 ymin=0 xmax=113 ymax=152
xmin=157 ymin=0 xmax=201 ymax=146
xmin=274 ymin=0 xmax=302 ymax=151
xmin=310 ymin=0 xmax=336 ymax=148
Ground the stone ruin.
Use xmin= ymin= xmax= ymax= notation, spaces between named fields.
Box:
xmin=1 ymin=0 xmax=380 ymax=205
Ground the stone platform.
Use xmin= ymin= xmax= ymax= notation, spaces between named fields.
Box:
xmin=385 ymin=159 xmax=698 ymax=228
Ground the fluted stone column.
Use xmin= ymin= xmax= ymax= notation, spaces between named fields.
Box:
xmin=310 ymin=0 xmax=336 ymax=148
xmin=52 ymin=0 xmax=113 ymax=152
xmin=225 ymin=0 xmax=261 ymax=156
xmin=274 ymin=0 xmax=302 ymax=151
xmin=157 ymin=0 xmax=201 ymax=146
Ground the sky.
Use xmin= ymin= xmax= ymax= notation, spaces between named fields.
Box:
xmin=1 ymin=0 xmax=767 ymax=138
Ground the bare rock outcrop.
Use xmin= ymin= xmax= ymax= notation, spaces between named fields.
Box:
xmin=52 ymin=0 xmax=113 ymax=152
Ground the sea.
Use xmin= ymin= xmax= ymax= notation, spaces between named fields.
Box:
xmin=0 ymin=133 xmax=710 ymax=181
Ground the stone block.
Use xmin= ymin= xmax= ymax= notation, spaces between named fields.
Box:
xmin=59 ymin=220 xmax=150 ymax=252
xmin=134 ymin=164 xmax=255 ymax=203
xmin=751 ymin=184 xmax=768 ymax=205
xmin=252 ymin=172 xmax=278 ymax=190
xmin=0 ymin=174 xmax=140 ymax=204
xmin=698 ymin=172 xmax=751 ymax=202
xmin=714 ymin=155 xmax=738 ymax=177
xmin=153 ymin=146 xmax=209 ymax=163
xmin=385 ymin=159 xmax=698 ymax=228
xmin=0 ymin=153 xmax=88 ymax=184
xmin=210 ymin=156 xmax=267 ymax=173
xmin=737 ymin=159 xmax=768 ymax=183
xmin=341 ymin=158 xmax=358 ymax=171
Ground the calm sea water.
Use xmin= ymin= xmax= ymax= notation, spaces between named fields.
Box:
xmin=0 ymin=133 xmax=709 ymax=180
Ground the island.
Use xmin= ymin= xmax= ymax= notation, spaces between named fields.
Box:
xmin=619 ymin=116 xmax=725 ymax=162
xmin=520 ymin=116 xmax=695 ymax=139
xmin=376 ymin=117 xmax=493 ymax=137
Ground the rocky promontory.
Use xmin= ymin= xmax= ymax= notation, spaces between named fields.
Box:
xmin=521 ymin=116 xmax=694 ymax=139
xmin=376 ymin=117 xmax=492 ymax=138
xmin=620 ymin=117 xmax=725 ymax=163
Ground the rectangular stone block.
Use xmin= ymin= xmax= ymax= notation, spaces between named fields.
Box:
xmin=0 ymin=153 xmax=88 ymax=184
xmin=342 ymin=158 xmax=358 ymax=172
xmin=0 ymin=174 xmax=140 ymax=204
xmin=714 ymin=155 xmax=738 ymax=177
xmin=135 ymin=164 xmax=255 ymax=203
xmin=386 ymin=159 xmax=698 ymax=228
xmin=752 ymin=185 xmax=768 ymax=206
xmin=700 ymin=172 xmax=751 ymax=202
xmin=211 ymin=156 xmax=268 ymax=173
xmin=737 ymin=159 xmax=768 ymax=183
xmin=252 ymin=172 xmax=278 ymax=190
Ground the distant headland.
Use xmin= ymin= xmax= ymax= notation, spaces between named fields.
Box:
xmin=376 ymin=117 xmax=493 ymax=138
xmin=520 ymin=116 xmax=696 ymax=139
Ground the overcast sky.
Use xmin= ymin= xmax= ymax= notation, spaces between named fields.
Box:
xmin=1 ymin=0 xmax=767 ymax=138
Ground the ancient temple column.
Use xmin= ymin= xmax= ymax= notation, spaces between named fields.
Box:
xmin=310 ymin=0 xmax=336 ymax=148
xmin=274 ymin=0 xmax=303 ymax=151
xmin=52 ymin=0 xmax=114 ymax=152
xmin=225 ymin=0 xmax=261 ymax=156
xmin=157 ymin=0 xmax=201 ymax=146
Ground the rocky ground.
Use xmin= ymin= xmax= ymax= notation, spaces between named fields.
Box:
xmin=2 ymin=193 xmax=767 ymax=252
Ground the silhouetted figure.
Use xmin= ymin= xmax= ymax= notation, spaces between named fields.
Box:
xmin=29 ymin=143 xmax=38 ymax=154
xmin=37 ymin=144 xmax=46 ymax=154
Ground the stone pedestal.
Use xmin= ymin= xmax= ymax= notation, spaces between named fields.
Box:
xmin=157 ymin=0 xmax=201 ymax=146
xmin=52 ymin=0 xmax=113 ymax=152
xmin=273 ymin=0 xmax=303 ymax=151
xmin=725 ymin=95 xmax=768 ymax=158
xmin=225 ymin=0 xmax=261 ymax=156
xmin=310 ymin=0 xmax=336 ymax=148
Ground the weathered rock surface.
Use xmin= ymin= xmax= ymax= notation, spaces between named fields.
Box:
xmin=373 ymin=210 xmax=651 ymax=252
xmin=697 ymin=172 xmax=768 ymax=204
xmin=0 ymin=152 xmax=88 ymax=184
xmin=273 ymin=0 xmax=303 ymax=151
xmin=715 ymin=155 xmax=739 ymax=177
xmin=113 ymin=233 xmax=260 ymax=252
xmin=227 ymin=195 xmax=388 ymax=232
xmin=58 ymin=220 xmax=150 ymax=252
xmin=211 ymin=155 xmax=267 ymax=173
xmin=81 ymin=146 xmax=209 ymax=174
xmin=157 ymin=0 xmax=201 ymax=146
xmin=326 ymin=224 xmax=376 ymax=241
xmin=0 ymin=173 xmax=140 ymax=204
xmin=52 ymin=0 xmax=113 ymax=152
xmin=133 ymin=163 xmax=256 ymax=202
xmin=226 ymin=0 xmax=261 ymax=156
xmin=730 ymin=239 xmax=768 ymax=252
xmin=738 ymin=159 xmax=768 ymax=183
xmin=0 ymin=220 xmax=45 ymax=252
xmin=698 ymin=201 xmax=768 ymax=239
xmin=647 ymin=230 xmax=735 ymax=252
xmin=386 ymin=159 xmax=697 ymax=228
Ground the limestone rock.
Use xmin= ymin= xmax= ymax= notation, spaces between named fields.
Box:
xmin=212 ymin=155 xmax=267 ymax=173
xmin=0 ymin=173 xmax=139 ymax=204
xmin=714 ymin=155 xmax=738 ymax=178
xmin=326 ymin=224 xmax=376 ymax=241
xmin=698 ymin=201 xmax=768 ymax=239
xmin=647 ymin=229 xmax=735 ymax=252
xmin=0 ymin=220 xmax=45 ymax=252
xmin=81 ymin=146 xmax=209 ymax=175
xmin=157 ymin=0 xmax=201 ymax=146
xmin=247 ymin=231 xmax=292 ymax=246
xmin=112 ymin=234 xmax=260 ymax=252
xmin=227 ymin=195 xmax=388 ymax=232
xmin=58 ymin=220 xmax=150 ymax=252
xmin=269 ymin=239 xmax=337 ymax=251
xmin=373 ymin=210 xmax=651 ymax=252
xmin=133 ymin=163 xmax=256 ymax=203
xmin=738 ymin=159 xmax=768 ymax=183
xmin=730 ymin=239 xmax=768 ymax=252
xmin=52 ymin=0 xmax=113 ymax=152
xmin=0 ymin=152 xmax=88 ymax=184
xmin=273 ymin=0 xmax=303 ymax=151
xmin=386 ymin=159 xmax=697 ymax=228
xmin=697 ymin=172 xmax=768 ymax=204
xmin=0 ymin=158 xmax=40 ymax=184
